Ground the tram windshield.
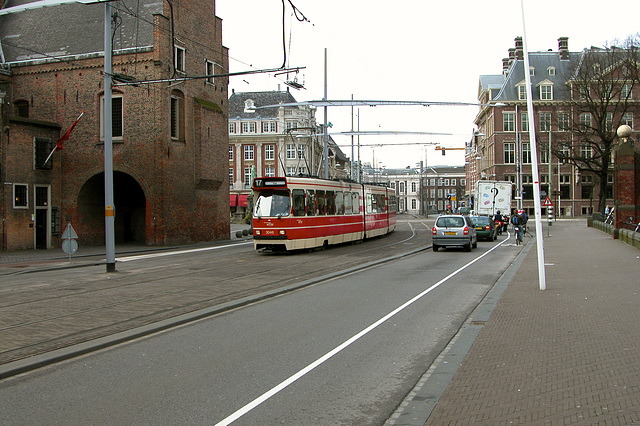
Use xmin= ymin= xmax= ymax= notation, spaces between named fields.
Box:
xmin=254 ymin=191 xmax=291 ymax=217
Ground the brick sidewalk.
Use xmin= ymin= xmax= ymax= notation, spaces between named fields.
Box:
xmin=425 ymin=219 xmax=640 ymax=424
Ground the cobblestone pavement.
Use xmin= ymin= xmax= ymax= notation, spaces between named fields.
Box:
xmin=423 ymin=219 xmax=640 ymax=425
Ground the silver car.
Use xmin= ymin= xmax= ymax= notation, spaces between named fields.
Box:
xmin=432 ymin=215 xmax=478 ymax=252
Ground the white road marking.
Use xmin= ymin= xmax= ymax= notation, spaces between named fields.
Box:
xmin=116 ymin=241 xmax=253 ymax=262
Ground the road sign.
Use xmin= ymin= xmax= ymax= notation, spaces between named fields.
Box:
xmin=542 ymin=196 xmax=553 ymax=207
xmin=62 ymin=223 xmax=78 ymax=239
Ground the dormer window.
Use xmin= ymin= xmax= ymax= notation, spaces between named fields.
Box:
xmin=538 ymin=80 xmax=554 ymax=100
xmin=548 ymin=66 xmax=556 ymax=76
xmin=244 ymin=99 xmax=255 ymax=113
xmin=517 ymin=84 xmax=527 ymax=100
xmin=529 ymin=67 xmax=535 ymax=76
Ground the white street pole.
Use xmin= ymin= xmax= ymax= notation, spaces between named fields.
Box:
xmin=520 ymin=0 xmax=546 ymax=290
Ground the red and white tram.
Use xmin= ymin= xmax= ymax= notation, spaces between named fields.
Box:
xmin=252 ymin=176 xmax=397 ymax=251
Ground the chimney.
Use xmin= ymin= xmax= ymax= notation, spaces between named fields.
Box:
xmin=508 ymin=48 xmax=516 ymax=66
xmin=502 ymin=58 xmax=510 ymax=75
xmin=514 ymin=37 xmax=524 ymax=60
xmin=558 ymin=37 xmax=569 ymax=60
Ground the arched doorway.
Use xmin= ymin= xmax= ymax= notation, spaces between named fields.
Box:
xmin=77 ymin=172 xmax=146 ymax=244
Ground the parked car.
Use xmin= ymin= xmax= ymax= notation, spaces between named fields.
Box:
xmin=470 ymin=215 xmax=497 ymax=241
xmin=432 ymin=215 xmax=478 ymax=252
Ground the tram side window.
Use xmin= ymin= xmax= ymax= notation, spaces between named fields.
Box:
xmin=343 ymin=191 xmax=352 ymax=215
xmin=375 ymin=194 xmax=386 ymax=212
xmin=352 ymin=192 xmax=360 ymax=214
xmin=334 ymin=191 xmax=344 ymax=215
xmin=316 ymin=190 xmax=326 ymax=215
xmin=326 ymin=191 xmax=336 ymax=215
xmin=292 ymin=189 xmax=305 ymax=216
xmin=306 ymin=190 xmax=316 ymax=216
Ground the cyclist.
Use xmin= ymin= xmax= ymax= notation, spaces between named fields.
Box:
xmin=511 ymin=209 xmax=525 ymax=244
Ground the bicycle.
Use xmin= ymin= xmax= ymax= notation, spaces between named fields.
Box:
xmin=514 ymin=225 xmax=523 ymax=245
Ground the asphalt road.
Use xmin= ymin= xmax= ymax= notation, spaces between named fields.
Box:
xmin=0 ymin=220 xmax=521 ymax=425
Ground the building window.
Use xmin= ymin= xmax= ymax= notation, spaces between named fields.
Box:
xmin=558 ymin=112 xmax=570 ymax=131
xmin=540 ymin=85 xmax=553 ymax=100
xmin=100 ymin=95 xmax=123 ymax=140
xmin=580 ymin=144 xmax=593 ymax=159
xmin=243 ymin=145 xmax=254 ymax=160
xmin=521 ymin=112 xmax=529 ymax=132
xmin=539 ymin=146 xmax=549 ymax=163
xmin=286 ymin=144 xmax=296 ymax=159
xmin=229 ymin=146 xmax=233 ymax=160
xmin=504 ymin=142 xmax=515 ymax=163
xmin=34 ymin=137 xmax=53 ymax=170
xmin=170 ymin=91 xmax=184 ymax=140
xmin=399 ymin=182 xmax=405 ymax=194
xmin=503 ymin=112 xmax=515 ymax=132
xmin=265 ymin=144 xmax=275 ymax=160
xmin=411 ymin=182 xmax=416 ymax=193
xmin=205 ymin=60 xmax=215 ymax=85
xmin=622 ymin=84 xmax=632 ymax=99
xmin=444 ymin=179 xmax=450 ymax=186
xmin=622 ymin=112 xmax=633 ymax=128
xmin=297 ymin=144 xmax=305 ymax=159
xmin=539 ymin=113 xmax=551 ymax=131
xmin=286 ymin=167 xmax=297 ymax=175
xmin=548 ymin=66 xmax=556 ymax=76
xmin=264 ymin=166 xmax=275 ymax=177
xmin=522 ymin=143 xmax=531 ymax=164
xmin=13 ymin=184 xmax=28 ymax=208
xmin=229 ymin=168 xmax=234 ymax=188
xmin=15 ymin=100 xmax=29 ymax=117
xmin=605 ymin=112 xmax=613 ymax=132
xmin=411 ymin=199 xmax=417 ymax=209
xmin=518 ymin=85 xmax=527 ymax=100
xmin=286 ymin=121 xmax=298 ymax=131
xmin=452 ymin=178 xmax=456 ymax=186
xmin=529 ymin=67 xmax=535 ymax=76
xmin=298 ymin=167 xmax=307 ymax=175
xmin=174 ymin=46 xmax=186 ymax=73
xmin=263 ymin=121 xmax=277 ymax=133
xmin=241 ymin=122 xmax=256 ymax=133
xmin=244 ymin=167 xmax=252 ymax=188
xmin=579 ymin=113 xmax=591 ymax=131
xmin=229 ymin=122 xmax=236 ymax=134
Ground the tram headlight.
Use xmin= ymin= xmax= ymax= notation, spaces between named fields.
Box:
xmin=255 ymin=230 xmax=261 ymax=236
xmin=278 ymin=230 xmax=286 ymax=235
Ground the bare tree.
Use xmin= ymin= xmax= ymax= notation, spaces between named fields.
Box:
xmin=548 ymin=35 xmax=640 ymax=214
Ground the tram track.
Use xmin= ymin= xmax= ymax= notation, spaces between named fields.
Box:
xmin=0 ymin=219 xmax=432 ymax=370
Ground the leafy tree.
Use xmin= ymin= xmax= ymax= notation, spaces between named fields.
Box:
xmin=547 ymin=35 xmax=640 ymax=214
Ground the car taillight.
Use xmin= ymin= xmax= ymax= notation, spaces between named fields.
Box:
xmin=432 ymin=227 xmax=437 ymax=235
xmin=463 ymin=226 xmax=469 ymax=235
xmin=485 ymin=225 xmax=491 ymax=230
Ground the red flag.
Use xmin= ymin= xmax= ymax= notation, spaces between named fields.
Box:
xmin=43 ymin=111 xmax=84 ymax=167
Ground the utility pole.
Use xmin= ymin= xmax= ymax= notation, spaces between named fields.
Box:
xmin=104 ymin=2 xmax=116 ymax=272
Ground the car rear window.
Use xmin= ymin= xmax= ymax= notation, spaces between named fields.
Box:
xmin=472 ymin=216 xmax=490 ymax=225
xmin=436 ymin=217 xmax=465 ymax=228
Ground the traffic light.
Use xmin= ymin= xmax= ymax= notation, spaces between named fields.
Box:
xmin=441 ymin=148 xmax=446 ymax=156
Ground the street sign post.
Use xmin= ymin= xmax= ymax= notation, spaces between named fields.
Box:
xmin=61 ymin=223 xmax=79 ymax=261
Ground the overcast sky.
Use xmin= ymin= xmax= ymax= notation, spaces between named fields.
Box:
xmin=217 ymin=1 xmax=640 ymax=170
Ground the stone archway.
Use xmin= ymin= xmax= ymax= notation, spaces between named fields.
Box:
xmin=77 ymin=172 xmax=146 ymax=245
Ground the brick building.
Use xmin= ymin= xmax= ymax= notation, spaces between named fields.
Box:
xmin=468 ymin=37 xmax=639 ymax=217
xmin=0 ymin=0 xmax=229 ymax=250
